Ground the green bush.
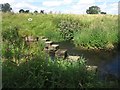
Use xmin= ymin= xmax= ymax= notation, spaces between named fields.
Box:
xmin=2 ymin=56 xmax=95 ymax=88
xmin=2 ymin=26 xmax=25 ymax=64
xmin=58 ymin=17 xmax=80 ymax=41
xmin=73 ymin=15 xmax=118 ymax=49
xmin=3 ymin=55 xmax=118 ymax=88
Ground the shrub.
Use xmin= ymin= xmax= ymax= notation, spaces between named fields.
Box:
xmin=2 ymin=56 xmax=95 ymax=88
xmin=2 ymin=26 xmax=25 ymax=64
xmin=58 ymin=17 xmax=80 ymax=41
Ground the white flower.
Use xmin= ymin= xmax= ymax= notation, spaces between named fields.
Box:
xmin=28 ymin=18 xmax=32 ymax=22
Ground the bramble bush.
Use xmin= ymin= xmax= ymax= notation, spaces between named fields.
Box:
xmin=2 ymin=26 xmax=39 ymax=63
xmin=2 ymin=26 xmax=25 ymax=64
xmin=58 ymin=18 xmax=81 ymax=41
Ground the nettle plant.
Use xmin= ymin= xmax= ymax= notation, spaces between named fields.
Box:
xmin=2 ymin=26 xmax=25 ymax=65
xmin=58 ymin=18 xmax=81 ymax=41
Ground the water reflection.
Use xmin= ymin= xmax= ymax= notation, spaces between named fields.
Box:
xmin=99 ymin=54 xmax=120 ymax=79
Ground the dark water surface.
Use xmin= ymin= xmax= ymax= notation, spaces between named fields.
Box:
xmin=55 ymin=41 xmax=120 ymax=79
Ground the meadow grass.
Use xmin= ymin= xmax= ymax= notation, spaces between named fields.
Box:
xmin=2 ymin=13 xmax=118 ymax=49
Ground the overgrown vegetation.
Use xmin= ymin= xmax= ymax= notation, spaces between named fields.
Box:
xmin=2 ymin=26 xmax=25 ymax=64
xmin=2 ymin=13 xmax=118 ymax=49
xmin=3 ymin=57 xmax=118 ymax=88
xmin=2 ymin=55 xmax=90 ymax=88
xmin=73 ymin=15 xmax=118 ymax=49
xmin=1 ymin=26 xmax=97 ymax=88
xmin=58 ymin=17 xmax=80 ymax=40
xmin=2 ymin=13 xmax=119 ymax=88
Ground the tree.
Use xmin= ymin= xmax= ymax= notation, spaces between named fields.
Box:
xmin=101 ymin=12 xmax=106 ymax=14
xmin=19 ymin=9 xmax=25 ymax=13
xmin=86 ymin=6 xmax=101 ymax=14
xmin=1 ymin=3 xmax=12 ymax=12
xmin=25 ymin=10 xmax=29 ymax=13
xmin=40 ymin=10 xmax=44 ymax=14
xmin=34 ymin=10 xmax=38 ymax=13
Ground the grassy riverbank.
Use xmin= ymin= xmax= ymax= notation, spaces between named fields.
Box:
xmin=2 ymin=13 xmax=119 ymax=88
xmin=2 ymin=13 xmax=118 ymax=49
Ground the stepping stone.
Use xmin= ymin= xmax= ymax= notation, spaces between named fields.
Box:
xmin=44 ymin=47 xmax=56 ymax=57
xmin=44 ymin=47 xmax=49 ymax=53
xmin=86 ymin=65 xmax=98 ymax=73
xmin=50 ymin=44 xmax=59 ymax=51
xmin=67 ymin=56 xmax=80 ymax=61
xmin=40 ymin=36 xmax=45 ymax=39
xmin=24 ymin=36 xmax=37 ymax=42
xmin=45 ymin=41 xmax=53 ymax=47
xmin=25 ymin=36 xmax=31 ymax=42
xmin=55 ymin=49 xmax=68 ymax=59
xmin=42 ymin=38 xmax=49 ymax=42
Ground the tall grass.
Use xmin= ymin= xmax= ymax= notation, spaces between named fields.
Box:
xmin=3 ymin=54 xmax=118 ymax=88
xmin=2 ymin=13 xmax=118 ymax=49
xmin=3 ymin=55 xmax=117 ymax=88
xmin=73 ymin=15 xmax=118 ymax=49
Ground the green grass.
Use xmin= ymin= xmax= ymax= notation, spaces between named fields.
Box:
xmin=2 ymin=55 xmax=117 ymax=88
xmin=2 ymin=13 xmax=119 ymax=49
xmin=73 ymin=15 xmax=118 ymax=49
xmin=2 ymin=54 xmax=118 ymax=88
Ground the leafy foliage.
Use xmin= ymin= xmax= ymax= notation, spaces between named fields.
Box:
xmin=86 ymin=6 xmax=101 ymax=14
xmin=73 ymin=15 xmax=118 ymax=49
xmin=2 ymin=56 xmax=97 ymax=88
xmin=34 ymin=10 xmax=38 ymax=13
xmin=101 ymin=12 xmax=107 ymax=14
xmin=2 ymin=26 xmax=47 ymax=65
xmin=2 ymin=26 xmax=25 ymax=64
xmin=19 ymin=9 xmax=25 ymax=13
xmin=1 ymin=3 xmax=12 ymax=12
xmin=58 ymin=18 xmax=80 ymax=41
xmin=25 ymin=10 xmax=30 ymax=13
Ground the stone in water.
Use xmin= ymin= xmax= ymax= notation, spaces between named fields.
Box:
xmin=67 ymin=56 xmax=80 ymax=61
xmin=51 ymin=44 xmax=59 ymax=51
xmin=55 ymin=49 xmax=68 ymax=59
xmin=45 ymin=41 xmax=53 ymax=47
xmin=86 ymin=65 xmax=98 ymax=73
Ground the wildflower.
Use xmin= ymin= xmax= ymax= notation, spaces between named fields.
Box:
xmin=28 ymin=18 xmax=32 ymax=22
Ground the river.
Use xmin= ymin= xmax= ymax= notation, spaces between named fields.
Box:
xmin=55 ymin=41 xmax=120 ymax=80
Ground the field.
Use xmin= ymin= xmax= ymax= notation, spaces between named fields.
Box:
xmin=2 ymin=13 xmax=119 ymax=88
xmin=2 ymin=13 xmax=118 ymax=48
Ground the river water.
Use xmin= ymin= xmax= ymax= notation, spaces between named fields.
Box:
xmin=55 ymin=41 xmax=120 ymax=80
